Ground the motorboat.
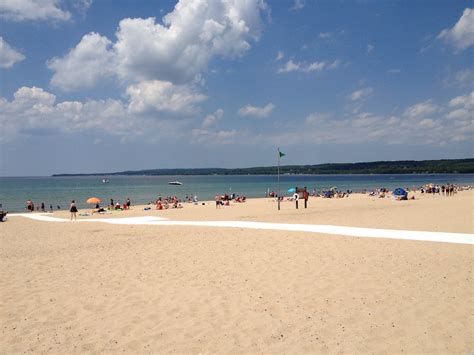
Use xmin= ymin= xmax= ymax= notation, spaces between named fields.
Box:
xmin=168 ymin=181 xmax=183 ymax=186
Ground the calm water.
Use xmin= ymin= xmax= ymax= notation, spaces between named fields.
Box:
xmin=1 ymin=174 xmax=474 ymax=212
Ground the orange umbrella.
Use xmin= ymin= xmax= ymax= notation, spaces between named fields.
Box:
xmin=86 ymin=197 xmax=102 ymax=204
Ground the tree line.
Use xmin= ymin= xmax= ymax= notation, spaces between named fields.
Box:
xmin=52 ymin=158 xmax=474 ymax=176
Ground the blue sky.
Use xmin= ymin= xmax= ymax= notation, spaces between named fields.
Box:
xmin=0 ymin=0 xmax=473 ymax=176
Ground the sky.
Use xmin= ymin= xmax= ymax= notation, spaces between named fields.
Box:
xmin=0 ymin=0 xmax=473 ymax=176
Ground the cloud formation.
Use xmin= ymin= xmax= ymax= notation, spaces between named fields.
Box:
xmin=238 ymin=103 xmax=274 ymax=118
xmin=48 ymin=0 xmax=268 ymax=91
xmin=202 ymin=108 xmax=224 ymax=128
xmin=278 ymin=59 xmax=340 ymax=73
xmin=1 ymin=86 xmax=472 ymax=150
xmin=0 ymin=0 xmax=71 ymax=21
xmin=438 ymin=8 xmax=474 ymax=50
xmin=48 ymin=32 xmax=115 ymax=91
xmin=126 ymin=80 xmax=207 ymax=115
xmin=265 ymin=94 xmax=472 ymax=147
xmin=0 ymin=36 xmax=25 ymax=68
xmin=350 ymin=87 xmax=373 ymax=101
xmin=446 ymin=92 xmax=473 ymax=121
xmin=0 ymin=86 xmax=132 ymax=142
xmin=404 ymin=99 xmax=439 ymax=118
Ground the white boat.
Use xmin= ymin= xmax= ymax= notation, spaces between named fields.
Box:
xmin=168 ymin=181 xmax=182 ymax=186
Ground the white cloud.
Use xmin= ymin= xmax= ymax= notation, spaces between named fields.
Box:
xmin=13 ymin=86 xmax=56 ymax=106
xmin=48 ymin=32 xmax=115 ymax=91
xmin=277 ymin=59 xmax=300 ymax=73
xmin=275 ymin=51 xmax=284 ymax=61
xmin=290 ymin=0 xmax=304 ymax=11
xmin=404 ymin=100 xmax=439 ymax=118
xmin=277 ymin=59 xmax=340 ymax=73
xmin=0 ymin=36 xmax=25 ymax=68
xmin=318 ymin=32 xmax=331 ymax=39
xmin=283 ymin=96 xmax=472 ymax=146
xmin=202 ymin=108 xmax=224 ymax=127
xmin=446 ymin=108 xmax=471 ymax=120
xmin=115 ymin=0 xmax=266 ymax=83
xmin=48 ymin=0 xmax=267 ymax=91
xmin=449 ymin=91 xmax=474 ymax=109
xmin=351 ymin=112 xmax=380 ymax=127
xmin=307 ymin=62 xmax=325 ymax=71
xmin=126 ymin=80 xmax=207 ymax=115
xmin=367 ymin=44 xmax=374 ymax=53
xmin=2 ymin=86 xmax=473 ymax=149
xmin=418 ymin=118 xmax=436 ymax=129
xmin=0 ymin=0 xmax=71 ymax=22
xmin=0 ymin=84 xmax=213 ymax=142
xmin=447 ymin=92 xmax=473 ymax=122
xmin=438 ymin=8 xmax=474 ymax=51
xmin=350 ymin=87 xmax=373 ymax=101
xmin=238 ymin=103 xmax=274 ymax=118
xmin=0 ymin=86 xmax=133 ymax=141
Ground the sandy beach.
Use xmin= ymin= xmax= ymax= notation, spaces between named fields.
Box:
xmin=1 ymin=191 xmax=473 ymax=352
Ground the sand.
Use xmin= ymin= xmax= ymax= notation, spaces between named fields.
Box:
xmin=1 ymin=190 xmax=473 ymax=353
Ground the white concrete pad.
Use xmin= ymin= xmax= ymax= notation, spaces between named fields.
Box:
xmin=8 ymin=213 xmax=474 ymax=245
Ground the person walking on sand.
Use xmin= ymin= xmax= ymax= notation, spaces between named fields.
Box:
xmin=69 ymin=200 xmax=78 ymax=221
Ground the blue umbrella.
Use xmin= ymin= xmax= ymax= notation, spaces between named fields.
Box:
xmin=288 ymin=187 xmax=296 ymax=193
xmin=393 ymin=188 xmax=407 ymax=196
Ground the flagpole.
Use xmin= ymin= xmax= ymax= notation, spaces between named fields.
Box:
xmin=277 ymin=148 xmax=280 ymax=211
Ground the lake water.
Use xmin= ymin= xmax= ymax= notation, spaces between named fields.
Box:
xmin=1 ymin=174 xmax=473 ymax=212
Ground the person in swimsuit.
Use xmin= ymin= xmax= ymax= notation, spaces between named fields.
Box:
xmin=70 ymin=200 xmax=78 ymax=221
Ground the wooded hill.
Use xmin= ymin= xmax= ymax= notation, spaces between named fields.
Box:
xmin=53 ymin=158 xmax=474 ymax=176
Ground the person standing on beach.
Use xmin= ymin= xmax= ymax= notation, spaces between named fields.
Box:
xmin=69 ymin=200 xmax=78 ymax=221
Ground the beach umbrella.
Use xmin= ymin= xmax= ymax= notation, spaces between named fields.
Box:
xmin=288 ymin=187 xmax=296 ymax=193
xmin=393 ymin=188 xmax=407 ymax=196
xmin=86 ymin=197 xmax=102 ymax=204
xmin=330 ymin=186 xmax=338 ymax=191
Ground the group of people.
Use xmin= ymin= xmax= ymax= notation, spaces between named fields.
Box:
xmin=108 ymin=198 xmax=132 ymax=211
xmin=420 ymin=184 xmax=456 ymax=195
xmin=26 ymin=200 xmax=61 ymax=212
xmin=155 ymin=196 xmax=183 ymax=210
xmin=68 ymin=197 xmax=132 ymax=221
xmin=215 ymin=193 xmax=247 ymax=208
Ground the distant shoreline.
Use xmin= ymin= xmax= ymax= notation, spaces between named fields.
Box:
xmin=51 ymin=158 xmax=474 ymax=177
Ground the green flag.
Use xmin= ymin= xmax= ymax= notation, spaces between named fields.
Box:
xmin=278 ymin=150 xmax=285 ymax=158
